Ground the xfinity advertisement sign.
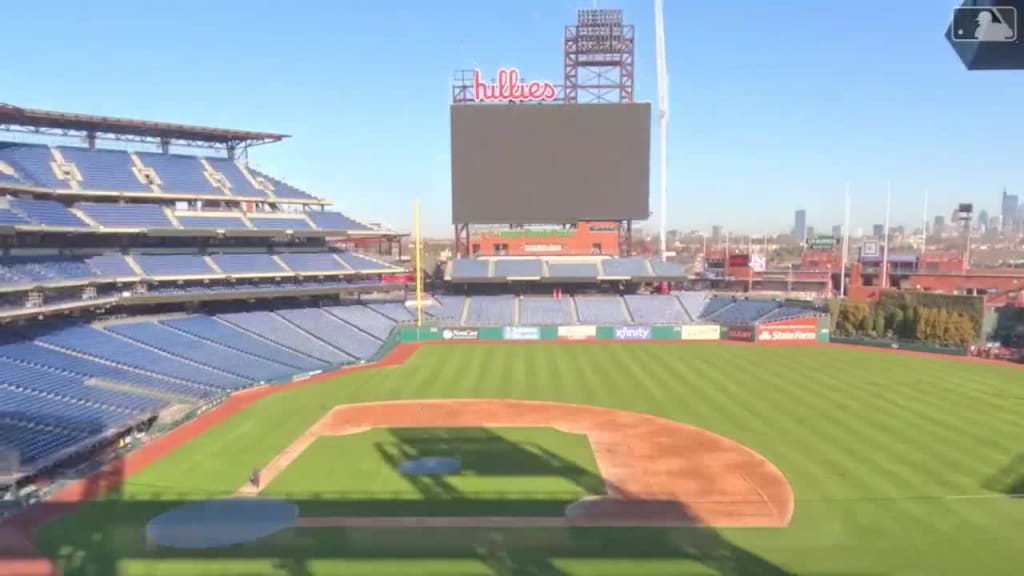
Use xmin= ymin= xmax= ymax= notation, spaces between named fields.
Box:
xmin=614 ymin=326 xmax=651 ymax=340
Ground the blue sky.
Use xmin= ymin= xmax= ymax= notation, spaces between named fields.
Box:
xmin=3 ymin=0 xmax=1022 ymax=236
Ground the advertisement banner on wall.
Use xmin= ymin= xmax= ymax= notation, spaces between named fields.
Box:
xmin=756 ymin=317 xmax=818 ymax=344
xmin=723 ymin=326 xmax=756 ymax=342
xmin=613 ymin=326 xmax=652 ymax=341
xmin=504 ymin=326 xmax=541 ymax=341
xmin=441 ymin=328 xmax=479 ymax=341
xmin=679 ymin=324 xmax=721 ymax=341
xmin=557 ymin=325 xmax=597 ymax=341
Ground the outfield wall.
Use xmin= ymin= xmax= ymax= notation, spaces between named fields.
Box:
xmin=396 ymin=320 xmax=830 ymax=344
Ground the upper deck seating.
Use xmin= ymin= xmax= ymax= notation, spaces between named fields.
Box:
xmin=7 ymin=197 xmax=87 ymax=228
xmin=518 ymin=298 xmax=573 ymax=325
xmin=134 ymin=152 xmax=224 ymax=196
xmin=76 ymin=203 xmax=173 ymax=228
xmin=624 ymin=294 xmax=689 ymax=324
xmin=58 ymin=147 xmax=148 ymax=193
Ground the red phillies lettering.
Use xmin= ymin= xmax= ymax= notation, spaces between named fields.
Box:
xmin=473 ymin=68 xmax=557 ymax=102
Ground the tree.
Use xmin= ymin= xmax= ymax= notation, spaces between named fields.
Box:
xmin=861 ymin=310 xmax=874 ymax=335
xmin=874 ymin=312 xmax=886 ymax=337
xmin=888 ymin=308 xmax=904 ymax=336
xmin=903 ymin=306 xmax=916 ymax=338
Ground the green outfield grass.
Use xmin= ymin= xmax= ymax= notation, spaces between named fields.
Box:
xmin=262 ymin=427 xmax=604 ymax=516
xmin=35 ymin=343 xmax=1024 ymax=575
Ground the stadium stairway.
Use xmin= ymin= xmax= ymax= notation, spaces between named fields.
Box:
xmin=162 ymin=207 xmax=183 ymax=229
xmin=204 ymin=256 xmax=224 ymax=275
xmin=568 ymin=296 xmax=579 ymax=324
xmin=460 ymin=298 xmax=471 ymax=326
xmin=619 ymin=297 xmax=635 ymax=324
xmin=513 ymin=298 xmax=521 ymax=325
xmin=123 ymin=254 xmax=145 ymax=276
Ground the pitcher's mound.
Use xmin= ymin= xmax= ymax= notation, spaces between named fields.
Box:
xmin=146 ymin=499 xmax=297 ymax=549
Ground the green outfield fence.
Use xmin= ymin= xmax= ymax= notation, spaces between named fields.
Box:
xmin=830 ymin=336 xmax=968 ymax=356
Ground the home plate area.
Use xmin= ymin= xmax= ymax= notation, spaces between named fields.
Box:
xmin=149 ymin=399 xmax=793 ymax=549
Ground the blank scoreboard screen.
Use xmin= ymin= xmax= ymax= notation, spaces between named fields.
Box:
xmin=450 ymin=103 xmax=651 ymax=224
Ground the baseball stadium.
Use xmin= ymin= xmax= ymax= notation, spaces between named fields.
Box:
xmin=2 ymin=5 xmax=1024 ymax=576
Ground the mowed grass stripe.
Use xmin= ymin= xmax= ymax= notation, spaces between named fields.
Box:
xmin=35 ymin=343 xmax=1024 ymax=576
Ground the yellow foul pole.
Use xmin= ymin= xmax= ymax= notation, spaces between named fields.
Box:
xmin=414 ymin=200 xmax=423 ymax=327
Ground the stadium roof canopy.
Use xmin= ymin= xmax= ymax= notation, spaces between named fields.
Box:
xmin=0 ymin=103 xmax=288 ymax=151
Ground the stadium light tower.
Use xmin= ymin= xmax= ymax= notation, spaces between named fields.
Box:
xmin=654 ymin=0 xmax=669 ymax=261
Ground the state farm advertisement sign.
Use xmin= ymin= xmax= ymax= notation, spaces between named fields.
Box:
xmin=757 ymin=317 xmax=818 ymax=344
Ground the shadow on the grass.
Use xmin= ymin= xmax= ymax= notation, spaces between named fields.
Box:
xmin=982 ymin=453 xmax=1024 ymax=495
xmin=17 ymin=427 xmax=814 ymax=575
xmin=20 ymin=493 xmax=841 ymax=576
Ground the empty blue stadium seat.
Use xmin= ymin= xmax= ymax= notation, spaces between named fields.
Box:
xmin=368 ymin=302 xmax=414 ymax=322
xmin=0 ymin=420 xmax=92 ymax=465
xmin=305 ymin=211 xmax=369 ymax=231
xmin=160 ymin=316 xmax=326 ymax=371
xmin=0 ymin=208 xmax=29 ymax=226
xmin=450 ymin=259 xmax=490 ymax=280
xmin=134 ymin=152 xmax=224 ymax=196
xmin=277 ymin=252 xmax=345 ymax=273
xmin=273 ymin=308 xmax=378 ymax=359
xmin=58 ymin=147 xmax=149 ymax=193
xmin=175 ymin=213 xmax=248 ymax=229
xmin=337 ymin=252 xmax=396 ymax=272
xmin=248 ymin=216 xmax=311 ymax=230
xmin=518 ymin=298 xmax=572 ymax=325
xmin=248 ymin=168 xmax=317 ymax=200
xmin=77 ymin=203 xmax=173 ymax=228
xmin=85 ymin=253 xmax=136 ymax=277
xmin=423 ymin=295 xmax=465 ymax=321
xmin=0 ymin=339 xmax=209 ymax=400
xmin=133 ymin=254 xmax=214 ymax=277
xmin=600 ymin=258 xmax=652 ymax=277
xmin=105 ymin=322 xmax=295 ymax=382
xmin=204 ymin=158 xmax=266 ymax=197
xmin=624 ymin=295 xmax=688 ymax=324
xmin=218 ymin=311 xmax=353 ymax=365
xmin=650 ymin=260 xmax=686 ymax=277
xmin=705 ymin=299 xmax=778 ymax=325
xmin=493 ymin=259 xmax=543 ymax=278
xmin=676 ymin=292 xmax=708 ymax=321
xmin=547 ymin=262 xmax=598 ymax=279
xmin=29 ymin=324 xmax=245 ymax=389
xmin=759 ymin=306 xmax=816 ymax=323
xmin=575 ymin=297 xmax=629 ymax=324
xmin=465 ymin=295 xmax=515 ymax=325
xmin=210 ymin=253 xmax=285 ymax=275
xmin=0 ymin=357 xmax=164 ymax=414
xmin=324 ymin=305 xmax=394 ymax=340
xmin=7 ymin=197 xmax=87 ymax=228
xmin=698 ymin=297 xmax=735 ymax=320
xmin=1 ymin=257 xmax=98 ymax=282
xmin=0 ymin=145 xmax=66 ymax=189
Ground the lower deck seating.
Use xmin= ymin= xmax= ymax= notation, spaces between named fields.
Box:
xmin=518 ymin=298 xmax=573 ymax=325
xmin=574 ymin=297 xmax=629 ymax=324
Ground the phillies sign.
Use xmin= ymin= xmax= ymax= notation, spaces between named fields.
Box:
xmin=473 ymin=68 xmax=557 ymax=103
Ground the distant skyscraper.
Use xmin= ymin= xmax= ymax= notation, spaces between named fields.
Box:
xmin=1002 ymin=187 xmax=1019 ymax=235
xmin=872 ymin=224 xmax=884 ymax=238
xmin=805 ymin=225 xmax=815 ymax=240
xmin=710 ymin=225 xmax=723 ymax=244
xmin=854 ymin=227 xmax=864 ymax=239
xmin=793 ymin=209 xmax=807 ymax=241
xmin=933 ymin=215 xmax=946 ymax=236
xmin=832 ymin=224 xmax=842 ymax=238
xmin=977 ymin=209 xmax=989 ymax=234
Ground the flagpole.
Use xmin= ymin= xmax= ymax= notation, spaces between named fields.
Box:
xmin=840 ymin=183 xmax=850 ymax=297
xmin=881 ymin=182 xmax=892 ymax=289
xmin=414 ymin=200 xmax=423 ymax=327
